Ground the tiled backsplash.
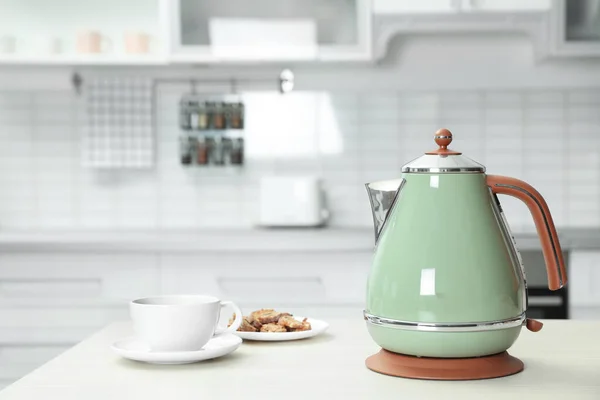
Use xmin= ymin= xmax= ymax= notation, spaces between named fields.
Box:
xmin=0 ymin=85 xmax=598 ymax=231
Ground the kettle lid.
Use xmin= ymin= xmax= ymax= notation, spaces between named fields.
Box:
xmin=401 ymin=128 xmax=485 ymax=174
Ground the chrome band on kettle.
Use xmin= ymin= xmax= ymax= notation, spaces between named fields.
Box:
xmin=363 ymin=311 xmax=526 ymax=333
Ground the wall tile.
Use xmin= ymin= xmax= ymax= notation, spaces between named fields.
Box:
xmin=522 ymin=152 xmax=564 ymax=168
xmin=525 ymin=107 xmax=564 ymax=122
xmin=568 ymin=106 xmax=600 ymax=122
xmin=0 ymin=109 xmax=32 ymax=124
xmin=485 ymin=108 xmax=523 ymax=123
xmin=0 ymin=125 xmax=32 ymax=140
xmin=0 ymin=140 xmax=32 ymax=157
xmin=524 ymin=91 xmax=564 ymax=105
xmin=440 ymin=91 xmax=481 ymax=105
xmin=484 ymin=91 xmax=521 ymax=106
xmin=79 ymin=212 xmax=118 ymax=228
xmin=0 ymin=210 xmax=35 ymax=229
xmin=0 ymin=196 xmax=36 ymax=212
xmin=566 ymin=184 xmax=599 ymax=198
xmin=0 ymin=93 xmax=32 ymax=107
xmin=485 ymin=136 xmax=522 ymax=151
xmin=34 ymin=108 xmax=73 ymax=124
xmin=567 ymin=90 xmax=600 ymax=104
xmin=116 ymin=212 xmax=158 ymax=229
xmin=568 ymin=169 xmax=599 ymax=183
xmin=440 ymin=106 xmax=480 ymax=122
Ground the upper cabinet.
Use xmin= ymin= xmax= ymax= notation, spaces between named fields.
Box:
xmin=372 ymin=0 xmax=551 ymax=14
xmin=0 ymin=0 xmax=170 ymax=65
xmin=548 ymin=0 xmax=600 ymax=57
xmin=372 ymin=0 xmax=553 ymax=60
xmin=0 ymin=0 xmax=597 ymax=66
xmin=373 ymin=0 xmax=460 ymax=14
xmin=168 ymin=0 xmax=371 ymax=63
xmin=459 ymin=0 xmax=551 ymax=12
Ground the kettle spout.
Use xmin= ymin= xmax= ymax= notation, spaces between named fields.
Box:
xmin=365 ymin=178 xmax=405 ymax=245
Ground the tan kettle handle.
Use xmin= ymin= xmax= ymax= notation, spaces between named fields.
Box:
xmin=487 ymin=175 xmax=567 ymax=291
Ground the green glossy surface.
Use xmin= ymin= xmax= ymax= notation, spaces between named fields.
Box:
xmin=367 ymin=324 xmax=522 ymax=358
xmin=366 ymin=173 xmax=526 ymax=355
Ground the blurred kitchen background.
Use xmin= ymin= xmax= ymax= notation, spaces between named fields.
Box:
xmin=1 ymin=0 xmax=600 ymax=390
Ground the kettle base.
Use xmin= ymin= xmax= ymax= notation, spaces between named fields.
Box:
xmin=365 ymin=349 xmax=524 ymax=380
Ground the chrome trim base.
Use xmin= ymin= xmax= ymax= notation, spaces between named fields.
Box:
xmin=363 ymin=311 xmax=526 ymax=332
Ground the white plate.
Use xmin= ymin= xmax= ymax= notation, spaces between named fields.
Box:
xmin=111 ymin=333 xmax=242 ymax=364
xmin=234 ymin=317 xmax=329 ymax=341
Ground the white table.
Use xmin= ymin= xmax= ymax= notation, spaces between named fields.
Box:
xmin=1 ymin=320 xmax=599 ymax=400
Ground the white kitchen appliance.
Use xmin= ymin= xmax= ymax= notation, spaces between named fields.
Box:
xmin=208 ymin=18 xmax=317 ymax=61
xmin=258 ymin=176 xmax=328 ymax=227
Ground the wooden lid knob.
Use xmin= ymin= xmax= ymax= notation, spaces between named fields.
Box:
xmin=425 ymin=128 xmax=462 ymax=155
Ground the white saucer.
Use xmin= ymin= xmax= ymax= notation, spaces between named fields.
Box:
xmin=111 ymin=333 xmax=242 ymax=364
xmin=234 ymin=317 xmax=329 ymax=342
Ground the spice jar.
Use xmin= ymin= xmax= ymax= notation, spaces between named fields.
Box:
xmin=196 ymin=138 xmax=208 ymax=165
xmin=205 ymin=137 xmax=215 ymax=165
xmin=230 ymin=138 xmax=244 ymax=165
xmin=197 ymin=101 xmax=209 ymax=130
xmin=222 ymin=138 xmax=233 ymax=165
xmin=209 ymin=137 xmax=225 ymax=165
xmin=226 ymin=102 xmax=244 ymax=129
xmin=179 ymin=97 xmax=192 ymax=130
xmin=211 ymin=102 xmax=226 ymax=130
xmin=179 ymin=136 xmax=193 ymax=165
xmin=188 ymin=100 xmax=200 ymax=130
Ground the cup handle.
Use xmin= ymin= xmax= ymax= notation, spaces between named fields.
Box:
xmin=101 ymin=36 xmax=112 ymax=53
xmin=214 ymin=300 xmax=242 ymax=336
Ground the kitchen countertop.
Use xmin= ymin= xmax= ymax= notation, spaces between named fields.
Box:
xmin=0 ymin=228 xmax=599 ymax=252
xmin=1 ymin=320 xmax=599 ymax=399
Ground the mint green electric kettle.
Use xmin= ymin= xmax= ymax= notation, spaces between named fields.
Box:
xmin=364 ymin=128 xmax=567 ymax=358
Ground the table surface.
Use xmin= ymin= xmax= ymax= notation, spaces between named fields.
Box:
xmin=1 ymin=320 xmax=599 ymax=400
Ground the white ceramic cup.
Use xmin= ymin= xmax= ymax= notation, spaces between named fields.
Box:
xmin=130 ymin=295 xmax=243 ymax=352
xmin=76 ymin=31 xmax=111 ymax=54
xmin=0 ymin=35 xmax=16 ymax=54
xmin=124 ymin=32 xmax=154 ymax=54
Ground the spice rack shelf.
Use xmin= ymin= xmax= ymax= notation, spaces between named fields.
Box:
xmin=0 ymin=55 xmax=169 ymax=66
xmin=178 ymin=96 xmax=245 ymax=167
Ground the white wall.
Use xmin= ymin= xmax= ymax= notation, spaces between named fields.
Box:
xmin=0 ymin=34 xmax=599 ymax=231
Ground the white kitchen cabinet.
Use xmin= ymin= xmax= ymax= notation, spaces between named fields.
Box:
xmin=0 ymin=247 xmax=373 ymax=389
xmin=373 ymin=0 xmax=550 ymax=14
xmin=0 ymin=253 xmax=160 ymax=303
xmin=169 ymin=0 xmax=372 ymax=63
xmin=372 ymin=0 xmax=460 ymax=14
xmin=0 ymin=345 xmax=71 ymax=389
xmin=460 ymin=0 xmax=551 ymax=12
xmin=570 ymin=306 xmax=600 ymax=320
xmin=0 ymin=253 xmax=160 ymax=337
xmin=0 ymin=0 xmax=371 ymax=65
xmin=372 ymin=0 xmax=551 ymax=61
xmin=0 ymin=0 xmax=170 ymax=66
xmin=547 ymin=0 xmax=600 ymax=57
xmin=568 ymin=251 xmax=600 ymax=307
xmin=0 ymin=252 xmax=160 ymax=389
xmin=160 ymin=252 xmax=371 ymax=307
